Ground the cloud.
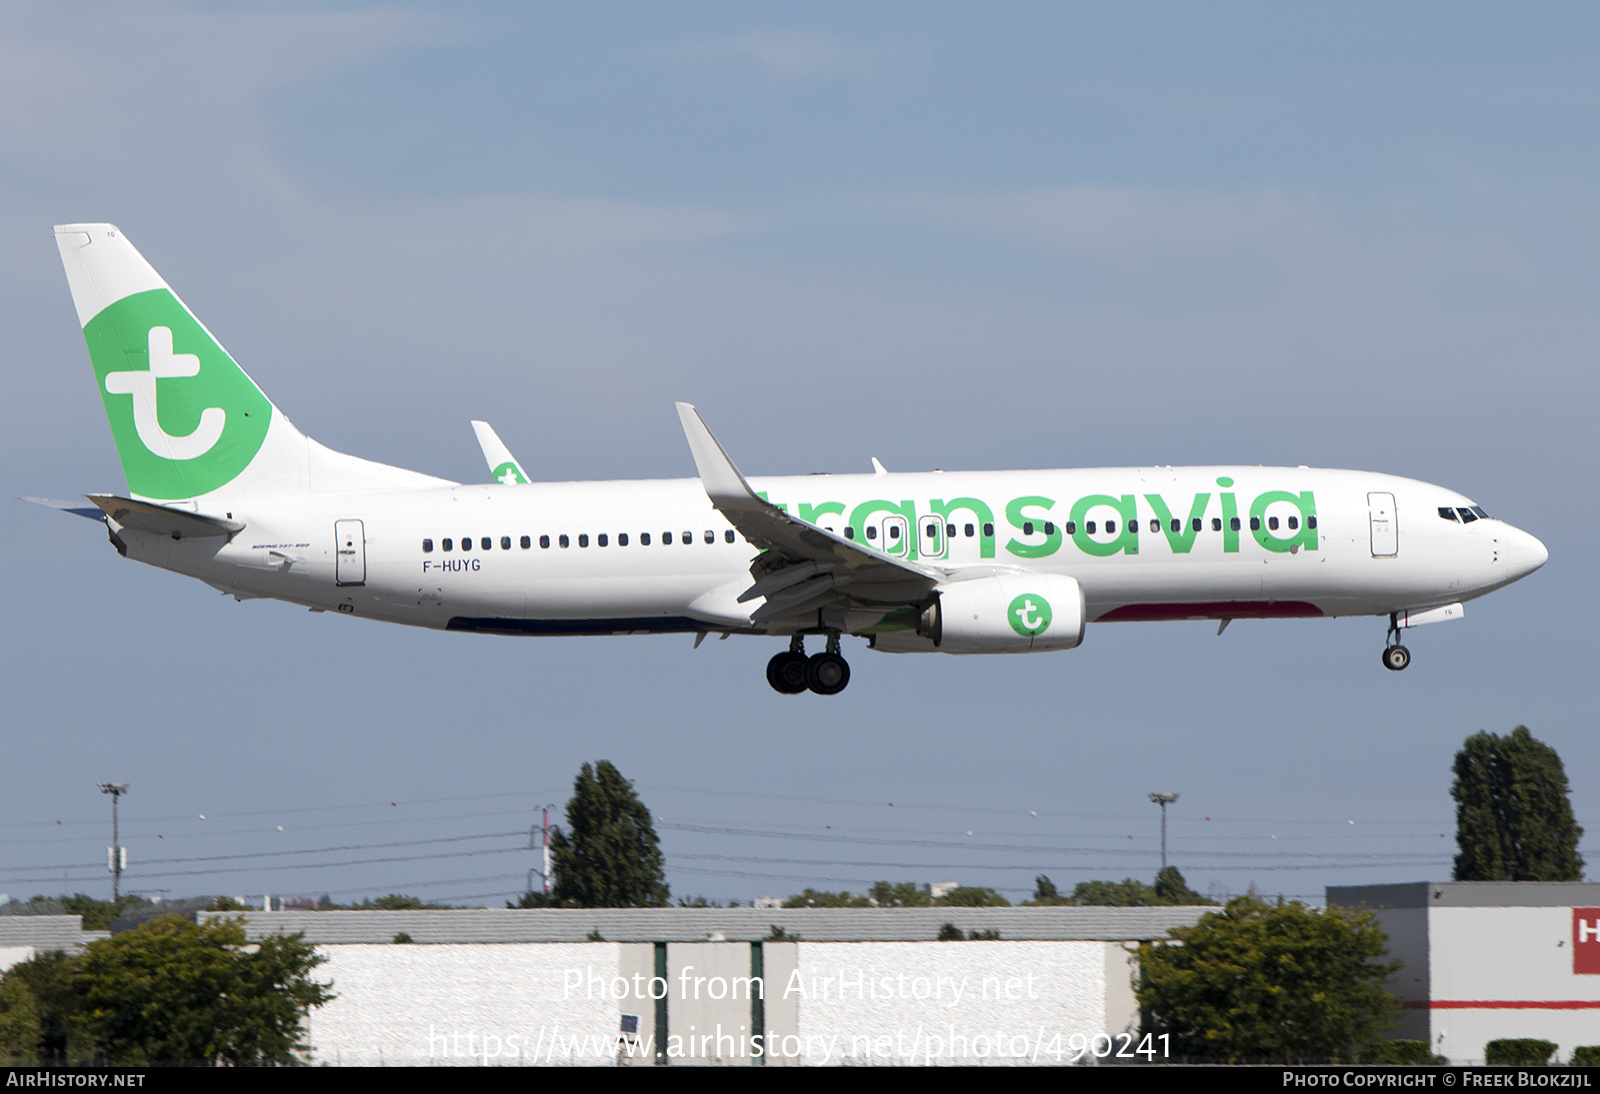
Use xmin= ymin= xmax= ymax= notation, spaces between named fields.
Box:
xmin=653 ymin=29 xmax=877 ymax=80
xmin=0 ymin=2 xmax=459 ymax=179
xmin=888 ymin=186 xmax=1337 ymax=269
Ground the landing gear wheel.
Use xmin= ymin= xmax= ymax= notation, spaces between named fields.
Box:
xmin=1382 ymin=644 xmax=1411 ymax=672
xmin=806 ymin=652 xmax=851 ymax=695
xmin=766 ymin=651 xmax=810 ymax=694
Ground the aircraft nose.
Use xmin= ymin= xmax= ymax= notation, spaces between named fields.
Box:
xmin=1503 ymin=526 xmax=1549 ymax=581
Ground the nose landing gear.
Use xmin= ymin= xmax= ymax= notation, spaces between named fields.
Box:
xmin=766 ymin=633 xmax=852 ymax=695
xmin=1382 ymin=613 xmax=1411 ymax=672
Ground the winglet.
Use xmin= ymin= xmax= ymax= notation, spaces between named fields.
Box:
xmin=675 ymin=403 xmax=756 ymax=505
xmin=471 ymin=420 xmax=530 ymax=484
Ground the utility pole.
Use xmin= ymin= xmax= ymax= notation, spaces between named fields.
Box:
xmin=99 ymin=783 xmax=129 ymax=901
xmin=1148 ymin=792 xmax=1178 ymax=870
xmin=528 ymin=804 xmax=557 ymax=896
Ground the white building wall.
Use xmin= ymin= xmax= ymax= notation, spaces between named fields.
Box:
xmin=1429 ymin=906 xmax=1600 ymax=1064
xmin=305 ymin=943 xmax=628 ymax=1066
xmin=788 ymin=941 xmax=1110 ymax=1066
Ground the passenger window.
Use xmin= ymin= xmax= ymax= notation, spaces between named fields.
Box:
xmin=1044 ymin=521 xmax=1055 ymax=535
xmin=579 ymin=534 xmax=589 ymax=547
xmin=1086 ymin=521 xmax=1096 ymax=534
xmin=867 ymin=526 xmax=877 ymax=540
xmin=1230 ymin=518 xmax=1241 ymax=532
xmin=598 ymin=534 xmax=608 ymax=547
xmin=945 ymin=523 xmax=956 ymax=537
xmin=539 ymin=535 xmax=550 ymax=549
xmin=1287 ymin=516 xmax=1299 ymax=530
xmin=1250 ymin=517 xmax=1261 ymax=531
xmin=983 ymin=522 xmax=994 ymax=537
xmin=521 ymin=536 xmax=531 ymax=549
xmin=443 ymin=538 xmax=453 ymax=551
xmin=1268 ymin=517 xmax=1279 ymax=531
xmin=422 ymin=538 xmax=434 ymax=553
xmin=1439 ymin=507 xmax=1460 ymax=522
xmin=964 ymin=523 xmax=974 ymax=537
xmin=704 ymin=530 xmax=714 ymax=544
xmin=1023 ymin=522 xmax=1034 ymax=536
xmin=1106 ymin=520 xmax=1117 ymax=534
xmin=1170 ymin=519 xmax=1180 ymax=533
xmin=559 ymin=534 xmax=569 ymax=548
xmin=682 ymin=530 xmax=691 ymax=543
xmin=481 ymin=537 xmax=491 ymax=550
xmin=1212 ymin=518 xmax=1222 ymax=531
xmin=642 ymin=532 xmax=652 ymax=545
xmin=619 ymin=533 xmax=629 ymax=546
xmin=663 ymin=532 xmax=673 ymax=544
xmin=462 ymin=537 xmax=472 ymax=551
xmin=1307 ymin=516 xmax=1317 ymax=529
xmin=1151 ymin=519 xmax=1160 ymax=533
xmin=725 ymin=530 xmax=735 ymax=543
xmin=1192 ymin=518 xmax=1203 ymax=532
xmin=501 ymin=536 xmax=511 ymax=550
xmin=926 ymin=523 xmax=938 ymax=538
xmin=844 ymin=527 xmax=855 ymax=540
xmin=1064 ymin=521 xmax=1076 ymax=535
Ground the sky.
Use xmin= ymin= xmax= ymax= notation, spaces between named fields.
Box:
xmin=1 ymin=1 xmax=1597 ymax=910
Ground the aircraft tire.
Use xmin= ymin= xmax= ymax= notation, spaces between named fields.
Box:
xmin=1382 ymin=644 xmax=1411 ymax=672
xmin=806 ymin=653 xmax=851 ymax=695
xmin=767 ymin=651 xmax=810 ymax=694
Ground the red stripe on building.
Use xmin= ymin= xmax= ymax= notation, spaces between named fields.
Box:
xmin=1409 ymin=1000 xmax=1600 ymax=1010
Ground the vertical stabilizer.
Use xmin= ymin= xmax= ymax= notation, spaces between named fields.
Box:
xmin=55 ymin=224 xmax=450 ymax=503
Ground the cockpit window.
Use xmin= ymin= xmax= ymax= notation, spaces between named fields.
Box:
xmin=1470 ymin=506 xmax=1489 ymax=519
xmin=1457 ymin=507 xmax=1478 ymax=524
xmin=1438 ymin=507 xmax=1459 ymax=522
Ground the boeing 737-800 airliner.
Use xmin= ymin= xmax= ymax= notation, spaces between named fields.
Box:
xmin=33 ymin=224 xmax=1548 ymax=695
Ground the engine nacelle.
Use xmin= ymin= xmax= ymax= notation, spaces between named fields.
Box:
xmin=917 ymin=573 xmax=1086 ymax=654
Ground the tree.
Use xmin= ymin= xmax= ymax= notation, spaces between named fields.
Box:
xmin=1452 ymin=726 xmax=1584 ymax=881
xmin=1072 ymin=868 xmax=1216 ymax=907
xmin=1154 ymin=866 xmax=1215 ymax=905
xmin=934 ymin=886 xmax=1009 ymax=907
xmin=73 ymin=914 xmax=332 ymax=1064
xmin=1138 ymin=895 xmax=1402 ymax=1062
xmin=546 ymin=761 xmax=669 ymax=908
xmin=782 ymin=889 xmax=870 ymax=908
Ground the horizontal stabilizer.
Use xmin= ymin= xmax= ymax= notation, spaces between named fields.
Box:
xmin=20 ymin=496 xmax=106 ymax=521
xmin=86 ymin=494 xmax=244 ymax=539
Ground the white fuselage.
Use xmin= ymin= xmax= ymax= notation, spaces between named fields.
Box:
xmin=116 ymin=465 xmax=1547 ymax=645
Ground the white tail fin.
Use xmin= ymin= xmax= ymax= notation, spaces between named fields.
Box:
xmin=55 ymin=224 xmax=451 ymax=503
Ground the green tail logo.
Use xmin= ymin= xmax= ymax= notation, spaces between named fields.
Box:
xmin=85 ymin=289 xmax=271 ymax=499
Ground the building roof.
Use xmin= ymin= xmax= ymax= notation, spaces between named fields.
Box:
xmin=200 ymin=906 xmax=1213 ymax=944
xmin=1329 ymin=881 xmax=1600 ymax=909
xmin=0 ymin=915 xmax=102 ymax=952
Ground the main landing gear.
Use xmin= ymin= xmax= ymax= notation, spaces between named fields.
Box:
xmin=1382 ymin=612 xmax=1411 ymax=672
xmin=766 ymin=634 xmax=851 ymax=696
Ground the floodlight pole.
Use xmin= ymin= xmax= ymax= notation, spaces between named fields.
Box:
xmin=1149 ymin=792 xmax=1178 ymax=870
xmin=99 ymin=783 xmax=129 ymax=901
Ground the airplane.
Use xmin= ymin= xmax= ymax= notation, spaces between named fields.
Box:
xmin=33 ymin=223 xmax=1548 ymax=696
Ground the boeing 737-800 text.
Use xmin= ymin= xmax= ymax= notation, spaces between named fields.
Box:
xmin=32 ymin=224 xmax=1548 ymax=695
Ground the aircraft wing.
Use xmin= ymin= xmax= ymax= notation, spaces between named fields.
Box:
xmin=676 ymin=403 xmax=944 ymax=626
xmin=472 ymin=421 xmax=530 ymax=484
